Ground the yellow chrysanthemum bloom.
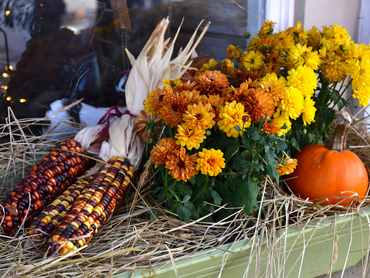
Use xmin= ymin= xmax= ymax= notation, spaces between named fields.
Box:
xmin=287 ymin=66 xmax=318 ymax=98
xmin=271 ymin=30 xmax=295 ymax=52
xmin=348 ymin=59 xmax=370 ymax=104
xmin=307 ymin=26 xmax=323 ymax=49
xmin=241 ymin=50 xmax=265 ymax=71
xmin=183 ymin=102 xmax=215 ymax=130
xmin=163 ymin=78 xmax=182 ymax=88
xmin=275 ymin=158 xmax=298 ymax=176
xmin=351 ymin=43 xmax=370 ymax=63
xmin=175 ymin=123 xmax=207 ymax=150
xmin=218 ymin=101 xmax=251 ymax=138
xmin=196 ymin=148 xmax=225 ymax=176
xmin=199 ymin=58 xmax=218 ymax=72
xmin=302 ymin=97 xmax=316 ymax=125
xmin=279 ymin=87 xmax=304 ymax=120
xmin=322 ymin=25 xmax=350 ymax=45
xmin=247 ymin=36 xmax=261 ymax=51
xmin=287 ymin=44 xmax=321 ymax=70
xmin=273 ymin=109 xmax=292 ymax=136
xmin=226 ymin=45 xmax=242 ymax=61
xmin=353 ymin=87 xmax=370 ymax=107
xmin=221 ymin=59 xmax=235 ymax=75
xmin=144 ymin=86 xmax=168 ymax=116
xmin=319 ymin=52 xmax=347 ymax=83
xmin=286 ymin=21 xmax=309 ymax=45
xmin=257 ymin=20 xmax=275 ymax=38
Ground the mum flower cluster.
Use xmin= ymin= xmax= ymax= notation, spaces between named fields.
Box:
xmin=222 ymin=21 xmax=370 ymax=145
xmin=139 ymin=66 xmax=305 ymax=184
xmin=136 ymin=21 xmax=369 ymax=220
xmin=137 ymin=69 xmax=302 ymax=219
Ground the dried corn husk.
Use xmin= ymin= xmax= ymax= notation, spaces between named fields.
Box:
xmin=74 ymin=18 xmax=210 ymax=172
xmin=125 ymin=17 xmax=210 ymax=116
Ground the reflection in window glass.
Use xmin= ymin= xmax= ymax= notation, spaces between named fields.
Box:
xmin=0 ymin=0 xmax=265 ymax=139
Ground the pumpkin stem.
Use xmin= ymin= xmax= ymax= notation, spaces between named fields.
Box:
xmin=325 ymin=111 xmax=352 ymax=152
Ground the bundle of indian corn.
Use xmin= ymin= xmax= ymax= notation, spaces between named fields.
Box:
xmin=0 ymin=17 xmax=210 ymax=257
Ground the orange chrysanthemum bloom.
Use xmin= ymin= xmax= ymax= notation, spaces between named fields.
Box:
xmin=150 ymin=138 xmax=180 ymax=168
xmin=221 ymin=59 xmax=235 ymax=75
xmin=182 ymin=89 xmax=201 ymax=105
xmin=243 ymin=88 xmax=275 ymax=123
xmin=193 ymin=70 xmax=230 ymax=97
xmin=144 ymin=86 xmax=168 ymax=117
xmin=259 ymin=62 xmax=282 ymax=77
xmin=275 ymin=158 xmax=298 ymax=176
xmin=173 ymin=81 xmax=199 ymax=92
xmin=201 ymin=94 xmax=227 ymax=123
xmin=226 ymin=44 xmax=242 ymax=61
xmin=135 ymin=110 xmax=162 ymax=143
xmin=196 ymin=148 xmax=225 ymax=176
xmin=231 ymin=69 xmax=261 ymax=87
xmin=175 ymin=123 xmax=207 ymax=150
xmin=258 ymin=73 xmax=286 ymax=105
xmin=161 ymin=90 xmax=189 ymax=127
xmin=166 ymin=147 xmax=198 ymax=182
xmin=227 ymin=80 xmax=252 ymax=104
xmin=261 ymin=118 xmax=280 ymax=134
xmin=183 ymin=102 xmax=215 ymax=130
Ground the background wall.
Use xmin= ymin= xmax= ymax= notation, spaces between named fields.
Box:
xmin=299 ymin=0 xmax=361 ymax=42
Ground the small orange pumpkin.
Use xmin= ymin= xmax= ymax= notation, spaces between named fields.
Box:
xmin=287 ymin=112 xmax=369 ymax=206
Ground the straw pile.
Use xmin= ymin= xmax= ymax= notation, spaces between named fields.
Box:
xmin=1 ymin=108 xmax=370 ymax=278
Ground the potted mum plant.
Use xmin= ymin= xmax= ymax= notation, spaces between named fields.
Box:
xmin=135 ymin=20 xmax=370 ymax=221
xmin=122 ymin=20 xmax=370 ymax=278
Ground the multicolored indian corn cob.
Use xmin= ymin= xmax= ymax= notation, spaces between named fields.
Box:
xmin=0 ymin=139 xmax=90 ymax=236
xmin=47 ymin=156 xmax=134 ymax=256
xmin=27 ymin=175 xmax=94 ymax=244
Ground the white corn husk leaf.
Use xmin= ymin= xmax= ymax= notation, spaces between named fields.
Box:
xmin=99 ymin=115 xmax=144 ymax=170
xmin=125 ymin=17 xmax=210 ymax=116
xmin=74 ymin=124 xmax=105 ymax=153
xmin=74 ymin=18 xmax=209 ymax=175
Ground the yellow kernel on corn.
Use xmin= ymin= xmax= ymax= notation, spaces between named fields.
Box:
xmin=93 ymin=206 xmax=104 ymax=216
xmin=84 ymin=204 xmax=94 ymax=214
xmin=49 ymin=210 xmax=58 ymax=217
xmin=61 ymin=200 xmax=69 ymax=206
xmin=60 ymin=247 xmax=69 ymax=255
xmin=91 ymin=196 xmax=101 ymax=204
xmin=83 ymin=221 xmax=91 ymax=229
xmin=41 ymin=216 xmax=52 ymax=224
xmin=87 ymin=216 xmax=95 ymax=225
xmin=70 ymin=221 xmax=79 ymax=229
xmin=66 ymin=240 xmax=74 ymax=250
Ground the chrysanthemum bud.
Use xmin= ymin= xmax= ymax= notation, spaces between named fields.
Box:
xmin=243 ymin=115 xmax=250 ymax=122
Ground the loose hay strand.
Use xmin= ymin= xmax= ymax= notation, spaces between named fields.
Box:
xmin=1 ymin=112 xmax=370 ymax=277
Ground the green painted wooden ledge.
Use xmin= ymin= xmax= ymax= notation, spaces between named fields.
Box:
xmin=115 ymin=206 xmax=370 ymax=278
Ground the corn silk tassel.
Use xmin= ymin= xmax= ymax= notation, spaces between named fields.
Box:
xmin=46 ymin=18 xmax=208 ymax=256
xmin=0 ymin=139 xmax=90 ymax=236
